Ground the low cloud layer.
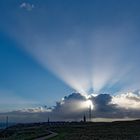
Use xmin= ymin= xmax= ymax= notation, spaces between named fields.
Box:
xmin=1 ymin=91 xmax=140 ymax=122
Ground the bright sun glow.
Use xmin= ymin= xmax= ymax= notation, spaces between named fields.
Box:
xmin=78 ymin=99 xmax=94 ymax=110
xmin=85 ymin=100 xmax=94 ymax=110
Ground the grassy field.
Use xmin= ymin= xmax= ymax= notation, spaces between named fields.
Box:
xmin=48 ymin=121 xmax=140 ymax=140
xmin=0 ymin=124 xmax=50 ymax=140
xmin=1 ymin=120 xmax=140 ymax=140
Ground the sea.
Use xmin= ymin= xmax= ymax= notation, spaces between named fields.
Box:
xmin=0 ymin=123 xmax=16 ymax=129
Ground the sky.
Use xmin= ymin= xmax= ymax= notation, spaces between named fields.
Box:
xmin=1 ymin=0 xmax=140 ymax=122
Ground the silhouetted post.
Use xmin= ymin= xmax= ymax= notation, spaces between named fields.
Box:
xmin=6 ymin=116 xmax=8 ymax=128
xmin=83 ymin=114 xmax=86 ymax=123
xmin=89 ymin=105 xmax=92 ymax=122
xmin=48 ymin=117 xmax=50 ymax=124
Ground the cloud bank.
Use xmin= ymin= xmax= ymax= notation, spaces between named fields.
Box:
xmin=1 ymin=91 xmax=140 ymax=122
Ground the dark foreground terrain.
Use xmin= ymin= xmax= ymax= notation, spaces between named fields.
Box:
xmin=0 ymin=120 xmax=140 ymax=140
xmin=49 ymin=120 xmax=140 ymax=140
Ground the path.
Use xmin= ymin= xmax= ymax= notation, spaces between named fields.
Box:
xmin=34 ymin=131 xmax=58 ymax=140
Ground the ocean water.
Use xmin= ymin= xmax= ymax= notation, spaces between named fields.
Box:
xmin=0 ymin=123 xmax=16 ymax=129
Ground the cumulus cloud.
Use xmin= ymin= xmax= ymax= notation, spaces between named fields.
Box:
xmin=112 ymin=91 xmax=140 ymax=109
xmin=90 ymin=94 xmax=117 ymax=118
xmin=1 ymin=92 xmax=140 ymax=122
xmin=90 ymin=92 xmax=140 ymax=118
xmin=51 ymin=93 xmax=90 ymax=120
xmin=20 ymin=2 xmax=34 ymax=11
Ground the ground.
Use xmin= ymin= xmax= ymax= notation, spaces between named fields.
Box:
xmin=1 ymin=120 xmax=140 ymax=140
xmin=49 ymin=121 xmax=140 ymax=140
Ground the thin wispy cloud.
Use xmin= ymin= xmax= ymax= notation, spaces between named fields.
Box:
xmin=20 ymin=2 xmax=34 ymax=11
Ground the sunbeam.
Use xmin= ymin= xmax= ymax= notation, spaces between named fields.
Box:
xmin=12 ymin=24 xmax=139 ymax=95
xmin=3 ymin=2 xmax=140 ymax=96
